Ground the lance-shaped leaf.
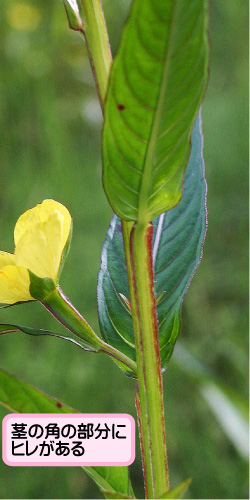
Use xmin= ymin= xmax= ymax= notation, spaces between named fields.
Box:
xmin=98 ymin=113 xmax=206 ymax=369
xmin=0 ymin=369 xmax=135 ymax=498
xmin=103 ymin=0 xmax=209 ymax=221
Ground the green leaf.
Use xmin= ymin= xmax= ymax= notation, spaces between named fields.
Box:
xmin=84 ymin=467 xmax=135 ymax=499
xmin=29 ymin=271 xmax=56 ymax=301
xmin=98 ymin=114 xmax=207 ymax=369
xmin=103 ymin=0 xmax=209 ymax=221
xmin=62 ymin=0 xmax=85 ymax=32
xmin=0 ymin=323 xmax=95 ymax=352
xmin=158 ymin=478 xmax=192 ymax=499
xmin=0 ymin=367 xmax=76 ymax=413
xmin=0 ymin=369 xmax=135 ymax=498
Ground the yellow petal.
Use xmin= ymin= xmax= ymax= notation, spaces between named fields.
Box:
xmin=0 ymin=251 xmax=15 ymax=269
xmin=14 ymin=199 xmax=72 ymax=253
xmin=0 ymin=265 xmax=33 ymax=304
xmin=15 ymin=211 xmax=65 ymax=281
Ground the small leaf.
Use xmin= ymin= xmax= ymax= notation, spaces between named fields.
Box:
xmin=29 ymin=271 xmax=56 ymax=301
xmin=0 ymin=323 xmax=96 ymax=352
xmin=84 ymin=467 xmax=135 ymax=499
xmin=62 ymin=0 xmax=85 ymax=31
xmin=119 ymin=293 xmax=131 ymax=314
xmin=0 ymin=370 xmax=135 ymax=498
xmin=98 ymin=113 xmax=207 ymax=369
xmin=158 ymin=478 xmax=192 ymax=499
xmin=103 ymin=0 xmax=209 ymax=221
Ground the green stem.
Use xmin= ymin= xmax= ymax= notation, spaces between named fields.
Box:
xmin=122 ymin=221 xmax=154 ymax=497
xmin=123 ymin=220 xmax=169 ymax=499
xmin=42 ymin=287 xmax=137 ymax=374
xmin=80 ymin=0 xmax=112 ymax=111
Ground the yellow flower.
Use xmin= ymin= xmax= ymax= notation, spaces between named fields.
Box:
xmin=0 ymin=200 xmax=72 ymax=304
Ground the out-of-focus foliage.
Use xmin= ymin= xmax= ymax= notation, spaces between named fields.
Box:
xmin=0 ymin=0 xmax=248 ymax=499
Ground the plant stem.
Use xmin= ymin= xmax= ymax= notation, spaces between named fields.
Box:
xmin=73 ymin=2 xmax=169 ymax=495
xmin=122 ymin=221 xmax=154 ymax=497
xmin=80 ymin=0 xmax=112 ymax=111
xmin=123 ymin=220 xmax=169 ymax=499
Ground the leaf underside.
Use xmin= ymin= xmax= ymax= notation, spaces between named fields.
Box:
xmin=103 ymin=0 xmax=208 ymax=221
xmin=98 ymin=114 xmax=207 ymax=371
xmin=0 ymin=368 xmax=134 ymax=498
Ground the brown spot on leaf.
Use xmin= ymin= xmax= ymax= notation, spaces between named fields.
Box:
xmin=56 ymin=402 xmax=62 ymax=408
xmin=117 ymin=104 xmax=125 ymax=110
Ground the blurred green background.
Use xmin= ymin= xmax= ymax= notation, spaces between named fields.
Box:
xmin=0 ymin=1 xmax=248 ymax=498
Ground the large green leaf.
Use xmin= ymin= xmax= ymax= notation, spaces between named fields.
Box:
xmin=103 ymin=0 xmax=209 ymax=221
xmin=0 ymin=369 xmax=135 ymax=498
xmin=98 ymin=113 xmax=206 ymax=369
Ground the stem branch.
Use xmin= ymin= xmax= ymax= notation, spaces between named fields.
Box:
xmin=80 ymin=0 xmax=112 ymax=111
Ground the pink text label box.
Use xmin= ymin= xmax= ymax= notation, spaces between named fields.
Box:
xmin=2 ymin=413 xmax=135 ymax=466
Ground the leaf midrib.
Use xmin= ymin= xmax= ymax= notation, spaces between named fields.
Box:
xmin=137 ymin=1 xmax=178 ymax=224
